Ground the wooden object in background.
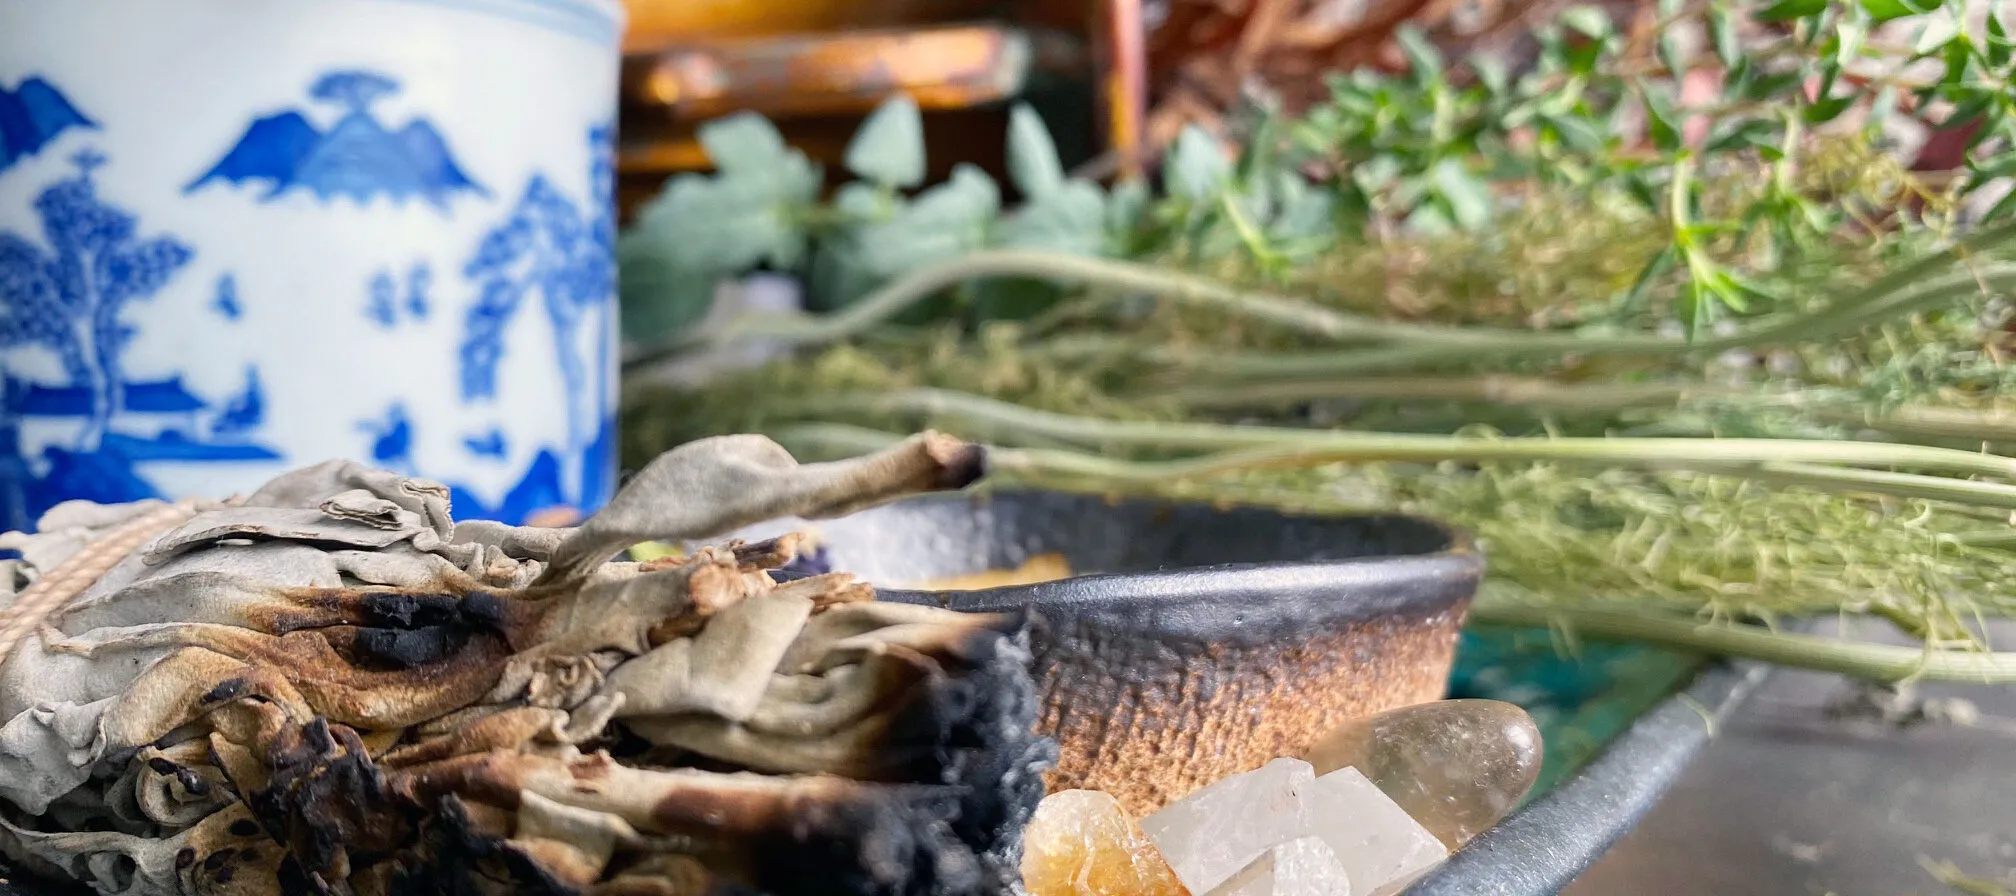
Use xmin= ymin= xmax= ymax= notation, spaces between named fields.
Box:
xmin=621 ymin=0 xmax=1003 ymax=49
xmin=621 ymin=24 xmax=1040 ymax=122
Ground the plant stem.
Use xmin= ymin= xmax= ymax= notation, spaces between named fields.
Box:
xmin=805 ymin=387 xmax=2016 ymax=482
xmin=1689 ymin=461 xmax=2016 ymax=508
xmin=1158 ymin=375 xmax=2016 ymax=444
xmin=726 ymin=250 xmax=1427 ymax=346
xmin=1805 ymin=404 xmax=2016 ymax=444
xmin=1161 ymin=375 xmax=1704 ymax=412
xmin=1155 ymin=263 xmax=2016 ymax=380
xmin=1470 ymin=600 xmax=2016 ymax=683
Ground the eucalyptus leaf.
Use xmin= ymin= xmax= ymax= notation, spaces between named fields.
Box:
xmin=808 ymin=166 xmax=1001 ymax=312
xmin=698 ymin=112 xmax=796 ymax=176
xmin=1005 ymin=104 xmax=1065 ymax=199
xmin=616 ymin=255 xmax=720 ymax=342
xmin=845 ymin=95 xmax=927 ymax=189
xmin=622 ymin=173 xmax=806 ymax=278
xmin=1164 ymin=126 xmax=1232 ymax=200
xmin=997 ymin=180 xmax=1107 ymax=256
xmin=1105 ymin=177 xmax=1151 ymax=233
xmin=1268 ymin=177 xmax=1338 ymax=245
xmin=830 ymin=181 xmax=893 ymax=224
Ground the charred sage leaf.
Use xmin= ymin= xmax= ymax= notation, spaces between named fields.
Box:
xmin=0 ymin=432 xmax=1053 ymax=896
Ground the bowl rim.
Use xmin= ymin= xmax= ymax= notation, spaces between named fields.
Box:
xmin=806 ymin=488 xmax=1488 ymax=637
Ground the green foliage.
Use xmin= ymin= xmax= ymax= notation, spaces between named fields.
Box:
xmin=844 ymin=95 xmax=927 ymax=188
xmin=620 ymin=1 xmax=2016 ymax=346
xmin=620 ymin=97 xmax=1128 ymax=333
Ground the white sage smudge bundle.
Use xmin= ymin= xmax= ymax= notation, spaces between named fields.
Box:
xmin=0 ymin=432 xmax=1053 ymax=896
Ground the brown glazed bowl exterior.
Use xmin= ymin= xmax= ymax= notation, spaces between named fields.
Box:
xmin=749 ymin=490 xmax=1484 ymax=817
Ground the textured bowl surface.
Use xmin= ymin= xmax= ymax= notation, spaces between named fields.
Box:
xmin=735 ymin=489 xmax=1485 ymax=816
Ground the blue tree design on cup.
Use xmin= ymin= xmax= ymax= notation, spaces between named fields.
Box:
xmin=457 ymin=124 xmax=616 ymax=512
xmin=0 ymin=147 xmax=281 ymax=530
xmin=1 ymin=149 xmax=193 ymax=448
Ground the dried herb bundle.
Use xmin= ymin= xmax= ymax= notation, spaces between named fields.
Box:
xmin=0 ymin=433 xmax=1053 ymax=896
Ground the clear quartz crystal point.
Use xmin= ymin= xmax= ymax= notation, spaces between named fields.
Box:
xmin=1141 ymin=758 xmax=1315 ymax=894
xmin=1306 ymin=767 xmax=1449 ymax=896
xmin=1205 ymin=837 xmax=1354 ymax=896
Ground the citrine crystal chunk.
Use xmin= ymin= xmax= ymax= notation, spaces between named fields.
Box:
xmin=1022 ymin=789 xmax=1193 ymax=896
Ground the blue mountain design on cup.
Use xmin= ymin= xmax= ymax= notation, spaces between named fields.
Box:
xmin=0 ymin=75 xmax=96 ymax=175
xmin=184 ymin=70 xmax=487 ymax=210
xmin=0 ymin=150 xmax=282 ymax=532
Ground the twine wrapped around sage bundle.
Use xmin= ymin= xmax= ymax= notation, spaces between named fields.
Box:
xmin=0 ymin=432 xmax=1053 ymax=896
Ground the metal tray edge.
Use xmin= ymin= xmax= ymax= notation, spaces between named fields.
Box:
xmin=1404 ymin=659 xmax=1773 ymax=896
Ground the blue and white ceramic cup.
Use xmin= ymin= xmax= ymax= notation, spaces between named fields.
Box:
xmin=0 ymin=0 xmax=627 ymax=531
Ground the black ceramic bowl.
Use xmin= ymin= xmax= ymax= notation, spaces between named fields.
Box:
xmin=717 ymin=489 xmax=1486 ymax=816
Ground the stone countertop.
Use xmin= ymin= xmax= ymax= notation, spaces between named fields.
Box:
xmin=1567 ymin=620 xmax=2016 ymax=896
